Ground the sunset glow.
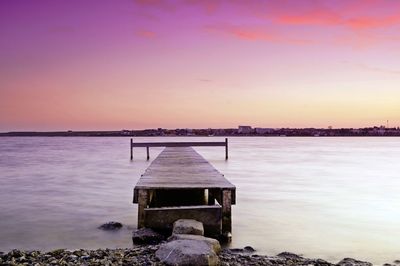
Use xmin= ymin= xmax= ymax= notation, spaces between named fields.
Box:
xmin=1 ymin=0 xmax=400 ymax=131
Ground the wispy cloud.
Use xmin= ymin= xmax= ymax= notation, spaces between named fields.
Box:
xmin=357 ymin=63 xmax=400 ymax=75
xmin=136 ymin=30 xmax=156 ymax=38
xmin=134 ymin=0 xmax=400 ymax=30
xmin=133 ymin=0 xmax=400 ymax=47
xmin=205 ymin=24 xmax=313 ymax=45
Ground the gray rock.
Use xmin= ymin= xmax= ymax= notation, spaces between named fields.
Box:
xmin=277 ymin=251 xmax=303 ymax=259
xmin=243 ymin=246 xmax=256 ymax=252
xmin=156 ymin=239 xmax=219 ymax=266
xmin=173 ymin=219 xmax=204 ymax=236
xmin=229 ymin=246 xmax=256 ymax=254
xmin=336 ymin=258 xmax=373 ymax=266
xmin=132 ymin=228 xmax=165 ymax=245
xmin=168 ymin=234 xmax=221 ymax=254
xmin=98 ymin=221 xmax=123 ymax=231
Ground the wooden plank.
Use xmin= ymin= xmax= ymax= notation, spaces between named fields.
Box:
xmin=144 ymin=205 xmax=222 ymax=236
xmin=132 ymin=141 xmax=226 ymax=147
xmin=134 ymin=147 xmax=235 ymax=191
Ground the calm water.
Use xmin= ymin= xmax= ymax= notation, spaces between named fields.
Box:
xmin=1 ymin=137 xmax=400 ymax=264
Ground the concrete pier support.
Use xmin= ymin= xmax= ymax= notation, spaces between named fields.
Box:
xmin=137 ymin=189 xmax=148 ymax=228
xmin=221 ymin=189 xmax=232 ymax=234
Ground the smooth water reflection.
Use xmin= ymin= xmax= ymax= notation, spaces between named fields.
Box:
xmin=1 ymin=137 xmax=400 ymax=264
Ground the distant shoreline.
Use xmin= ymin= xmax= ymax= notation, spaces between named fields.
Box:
xmin=1 ymin=126 xmax=400 ymax=137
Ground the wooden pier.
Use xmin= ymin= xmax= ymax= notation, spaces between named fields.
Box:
xmin=132 ymin=141 xmax=235 ymax=238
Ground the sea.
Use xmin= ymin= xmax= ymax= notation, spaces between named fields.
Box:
xmin=1 ymin=136 xmax=399 ymax=264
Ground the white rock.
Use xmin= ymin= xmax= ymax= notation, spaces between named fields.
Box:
xmin=168 ymin=234 xmax=221 ymax=254
xmin=156 ymin=239 xmax=219 ymax=266
xmin=173 ymin=219 xmax=204 ymax=236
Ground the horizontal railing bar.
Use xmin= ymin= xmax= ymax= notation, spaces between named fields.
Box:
xmin=132 ymin=142 xmax=225 ymax=147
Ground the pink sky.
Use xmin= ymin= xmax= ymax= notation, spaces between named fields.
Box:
xmin=1 ymin=0 xmax=400 ymax=131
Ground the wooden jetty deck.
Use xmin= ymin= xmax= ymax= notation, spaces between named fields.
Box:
xmin=132 ymin=142 xmax=235 ymax=238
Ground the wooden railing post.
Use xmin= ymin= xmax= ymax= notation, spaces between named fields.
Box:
xmin=225 ymin=138 xmax=228 ymax=160
xmin=146 ymin=146 xmax=150 ymax=160
xmin=130 ymin=138 xmax=133 ymax=160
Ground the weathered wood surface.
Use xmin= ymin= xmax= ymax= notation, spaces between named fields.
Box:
xmin=134 ymin=147 xmax=235 ymax=191
xmin=144 ymin=205 xmax=222 ymax=236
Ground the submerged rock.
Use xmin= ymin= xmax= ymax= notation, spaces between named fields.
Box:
xmin=98 ymin=221 xmax=123 ymax=231
xmin=172 ymin=219 xmax=204 ymax=236
xmin=229 ymin=246 xmax=256 ymax=254
xmin=156 ymin=239 xmax=219 ymax=266
xmin=243 ymin=246 xmax=256 ymax=252
xmin=132 ymin=228 xmax=165 ymax=245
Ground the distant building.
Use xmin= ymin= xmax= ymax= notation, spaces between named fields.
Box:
xmin=121 ymin=130 xmax=132 ymax=136
xmin=238 ymin=125 xmax=252 ymax=134
xmin=255 ymin=128 xmax=274 ymax=134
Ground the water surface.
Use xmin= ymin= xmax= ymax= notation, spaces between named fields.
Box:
xmin=1 ymin=137 xmax=399 ymax=264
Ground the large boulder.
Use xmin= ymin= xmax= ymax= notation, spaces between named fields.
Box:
xmin=173 ymin=219 xmax=204 ymax=236
xmin=132 ymin=228 xmax=165 ymax=245
xmin=168 ymin=234 xmax=221 ymax=254
xmin=156 ymin=239 xmax=219 ymax=266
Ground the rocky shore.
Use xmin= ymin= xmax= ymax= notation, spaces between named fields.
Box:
xmin=0 ymin=221 xmax=390 ymax=265
xmin=0 ymin=246 xmax=387 ymax=266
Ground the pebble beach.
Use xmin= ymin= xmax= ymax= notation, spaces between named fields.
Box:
xmin=0 ymin=246 xmax=386 ymax=266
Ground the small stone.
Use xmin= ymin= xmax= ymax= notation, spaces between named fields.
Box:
xmin=132 ymin=228 xmax=165 ymax=245
xmin=49 ymin=249 xmax=65 ymax=257
xmin=98 ymin=221 xmax=123 ymax=231
xmin=172 ymin=219 xmax=204 ymax=236
xmin=243 ymin=246 xmax=256 ymax=252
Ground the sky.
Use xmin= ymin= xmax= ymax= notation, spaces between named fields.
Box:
xmin=1 ymin=0 xmax=400 ymax=131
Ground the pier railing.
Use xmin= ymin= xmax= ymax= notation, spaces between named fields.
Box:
xmin=130 ymin=138 xmax=228 ymax=160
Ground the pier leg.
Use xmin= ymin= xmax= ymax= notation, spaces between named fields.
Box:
xmin=137 ymin=189 xmax=148 ymax=228
xmin=225 ymin=138 xmax=228 ymax=160
xmin=208 ymin=189 xmax=215 ymax=205
xmin=221 ymin=189 xmax=232 ymax=237
xmin=146 ymin=146 xmax=150 ymax=160
xmin=130 ymin=138 xmax=133 ymax=160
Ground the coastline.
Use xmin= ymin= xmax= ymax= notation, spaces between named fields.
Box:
xmin=0 ymin=245 xmax=385 ymax=266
